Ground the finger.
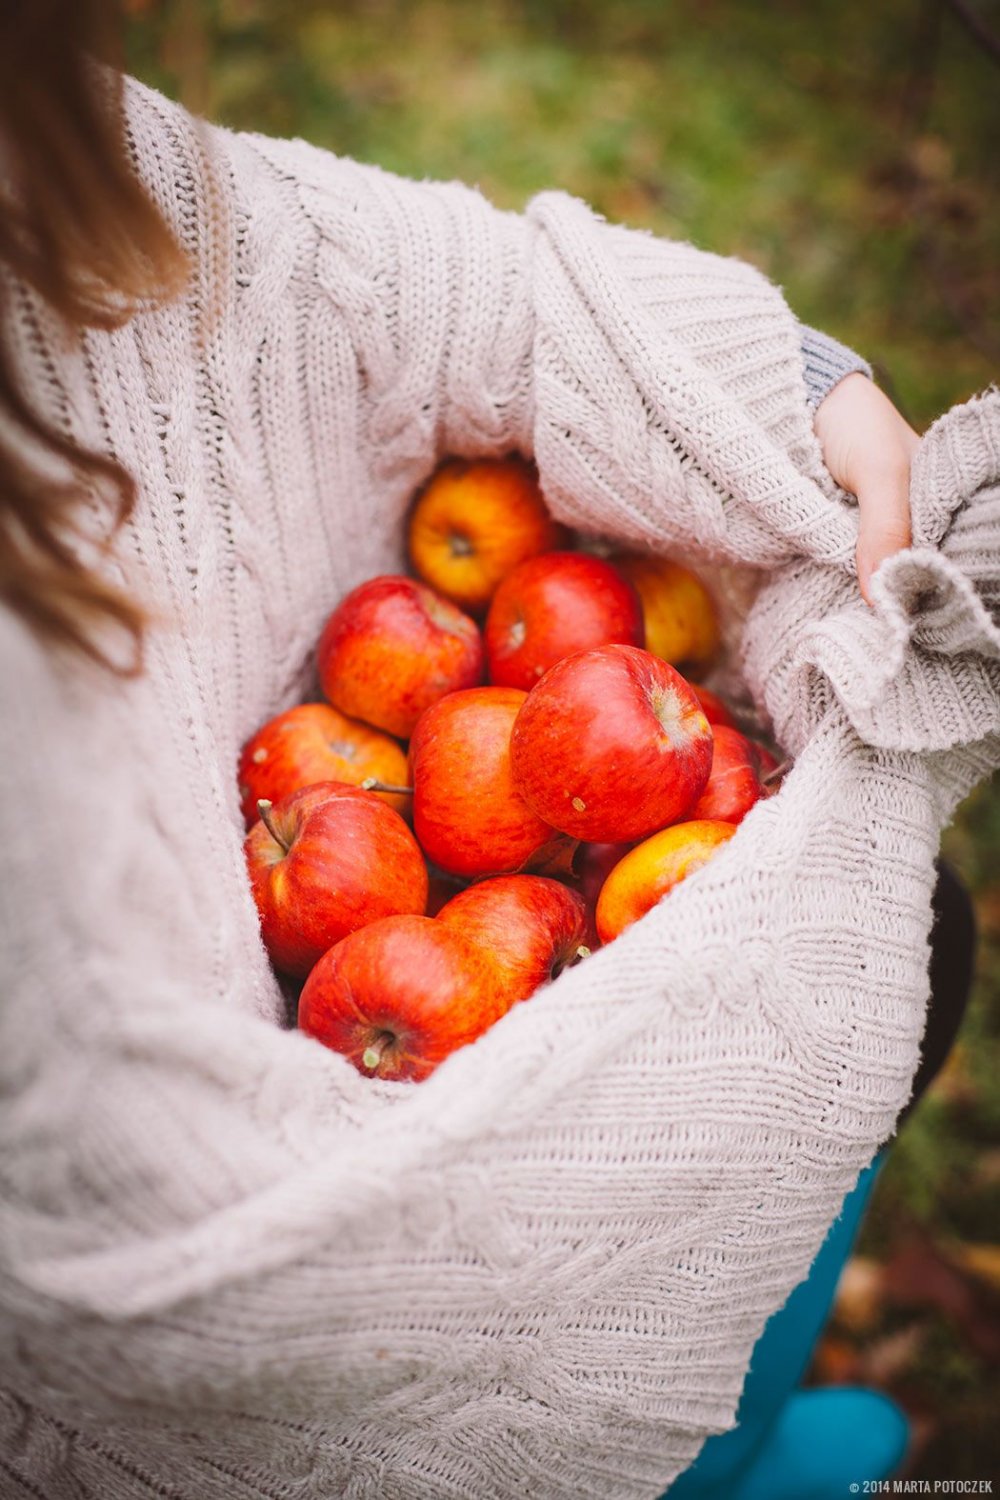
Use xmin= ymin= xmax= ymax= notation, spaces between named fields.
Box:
xmin=854 ymin=457 xmax=913 ymax=607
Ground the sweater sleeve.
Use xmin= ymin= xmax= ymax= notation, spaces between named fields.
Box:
xmin=228 ymin=125 xmax=863 ymax=585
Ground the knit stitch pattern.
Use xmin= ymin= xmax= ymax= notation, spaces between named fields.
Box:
xmin=1 ymin=79 xmax=998 ymax=1500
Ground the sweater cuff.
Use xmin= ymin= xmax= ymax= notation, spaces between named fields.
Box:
xmin=798 ymin=322 xmax=872 ymax=409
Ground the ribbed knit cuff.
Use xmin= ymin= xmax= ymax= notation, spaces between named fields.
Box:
xmin=798 ymin=322 xmax=872 ymax=409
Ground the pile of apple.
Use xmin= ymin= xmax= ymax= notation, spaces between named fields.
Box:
xmin=241 ymin=457 xmax=781 ymax=1082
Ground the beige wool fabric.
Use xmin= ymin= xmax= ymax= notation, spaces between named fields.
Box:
xmin=2 ymin=78 xmax=999 ymax=1499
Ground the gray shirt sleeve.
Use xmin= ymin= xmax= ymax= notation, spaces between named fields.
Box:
xmin=798 ymin=321 xmax=872 ymax=409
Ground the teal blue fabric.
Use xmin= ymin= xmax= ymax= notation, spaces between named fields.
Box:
xmin=697 ymin=1386 xmax=909 ymax=1500
xmin=664 ymin=1153 xmax=888 ymax=1498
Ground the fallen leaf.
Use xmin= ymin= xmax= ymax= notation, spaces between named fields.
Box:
xmin=949 ymin=1242 xmax=1000 ymax=1293
xmin=863 ymin=1323 xmax=926 ymax=1384
xmin=811 ymin=1333 xmax=863 ymax=1384
xmin=833 ymin=1255 xmax=887 ymax=1332
xmin=884 ymin=1236 xmax=1000 ymax=1362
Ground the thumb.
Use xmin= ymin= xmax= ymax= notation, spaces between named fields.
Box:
xmin=854 ymin=455 xmax=914 ymax=607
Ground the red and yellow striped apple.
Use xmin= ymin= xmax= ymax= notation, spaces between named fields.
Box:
xmin=237 ymin=702 xmax=408 ymax=825
xmin=318 ymin=575 xmax=483 ymax=739
xmin=245 ymin=782 xmax=427 ymax=977
xmin=510 ymin=644 xmax=713 ymax=843
xmin=409 ymin=686 xmax=561 ymax=878
xmin=485 ymin=551 xmax=644 ymax=690
xmin=692 ymin=684 xmax=737 ymax=728
xmin=298 ymin=915 xmax=506 ymax=1081
xmin=689 ymin=724 xmax=765 ymax=826
xmin=436 ymin=874 xmax=588 ymax=1008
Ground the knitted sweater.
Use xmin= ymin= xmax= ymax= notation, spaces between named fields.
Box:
xmin=2 ymin=78 xmax=998 ymax=1500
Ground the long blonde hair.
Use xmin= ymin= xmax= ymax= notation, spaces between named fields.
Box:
xmin=0 ymin=0 xmax=188 ymax=672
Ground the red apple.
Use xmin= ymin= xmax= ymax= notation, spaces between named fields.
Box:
xmin=595 ymin=819 xmax=737 ymax=943
xmin=245 ymin=781 xmax=428 ymax=977
xmin=409 ymin=686 xmax=561 ymax=878
xmin=436 ymin=875 xmax=588 ymax=1007
xmin=237 ymin=702 xmax=409 ymax=826
xmin=692 ymin=684 xmax=737 ymax=728
xmin=318 ymin=575 xmax=483 ymax=739
xmin=485 ymin=551 xmax=644 ymax=690
xmin=510 ymin=644 xmax=713 ymax=842
xmin=689 ymin=724 xmax=765 ymax=825
xmin=298 ymin=914 xmax=506 ymax=1081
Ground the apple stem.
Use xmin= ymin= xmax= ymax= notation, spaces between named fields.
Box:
xmin=762 ymin=758 xmax=793 ymax=786
xmin=575 ymin=945 xmax=592 ymax=961
xmin=360 ymin=777 xmax=413 ymax=796
xmin=362 ymin=1034 xmax=391 ymax=1073
xmin=256 ymin=799 xmax=289 ymax=852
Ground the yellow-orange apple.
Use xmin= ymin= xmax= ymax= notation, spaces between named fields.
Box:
xmin=409 ymin=686 xmax=561 ymax=878
xmin=298 ymin=914 xmax=506 ymax=1081
xmin=612 ymin=553 xmax=719 ymax=678
xmin=510 ymin=644 xmax=713 ymax=842
xmin=486 ymin=551 xmax=644 ymax=690
xmin=436 ymin=875 xmax=587 ymax=1008
xmin=245 ymin=782 xmax=428 ymax=977
xmin=318 ymin=575 xmax=483 ymax=739
xmin=237 ymin=702 xmax=409 ymax=825
xmin=595 ymin=819 xmax=736 ymax=943
xmin=408 ymin=455 xmax=565 ymax=613
xmin=689 ymin=725 xmax=765 ymax=825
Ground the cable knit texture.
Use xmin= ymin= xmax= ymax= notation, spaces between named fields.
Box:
xmin=1 ymin=79 xmax=998 ymax=1500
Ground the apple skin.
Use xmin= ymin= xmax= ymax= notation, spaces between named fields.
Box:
xmin=298 ymin=914 xmax=507 ymax=1082
xmin=436 ymin=875 xmax=588 ymax=1008
xmin=237 ymin=702 xmax=409 ymax=826
xmin=570 ymin=841 xmax=633 ymax=947
xmin=612 ymin=553 xmax=719 ymax=678
xmin=485 ymin=551 xmax=644 ymax=691
xmin=595 ymin=819 xmax=737 ymax=943
xmin=408 ymin=456 xmax=566 ymax=613
xmin=510 ymin=644 xmax=714 ymax=842
xmin=689 ymin=725 xmax=765 ymax=826
xmin=409 ymin=685 xmax=560 ymax=878
xmin=692 ymin=684 xmax=737 ymax=729
xmin=245 ymin=781 xmax=428 ymax=977
xmin=318 ymin=575 xmax=484 ymax=739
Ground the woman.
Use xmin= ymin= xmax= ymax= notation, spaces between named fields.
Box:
xmin=0 ymin=3 xmax=978 ymax=1497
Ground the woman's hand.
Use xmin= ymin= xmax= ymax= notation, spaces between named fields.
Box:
xmin=813 ymin=372 xmax=921 ymax=605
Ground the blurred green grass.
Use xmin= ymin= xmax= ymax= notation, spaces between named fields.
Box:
xmin=127 ymin=0 xmax=1000 ymax=422
xmin=126 ymin=0 xmax=1000 ymax=1479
